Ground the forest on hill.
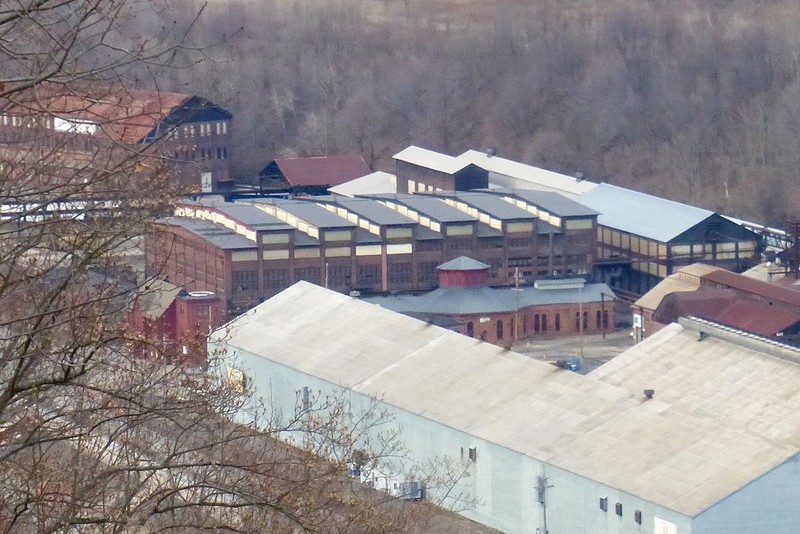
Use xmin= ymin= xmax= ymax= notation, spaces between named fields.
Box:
xmin=142 ymin=0 xmax=800 ymax=225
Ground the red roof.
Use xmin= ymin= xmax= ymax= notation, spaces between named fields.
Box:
xmin=702 ymin=269 xmax=800 ymax=307
xmin=654 ymin=289 xmax=800 ymax=336
xmin=3 ymin=83 xmax=191 ymax=143
xmin=273 ymin=155 xmax=371 ymax=187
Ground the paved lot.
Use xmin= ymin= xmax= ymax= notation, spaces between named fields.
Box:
xmin=511 ymin=328 xmax=635 ymax=374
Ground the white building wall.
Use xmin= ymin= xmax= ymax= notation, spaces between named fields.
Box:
xmin=692 ymin=454 xmax=800 ymax=534
xmin=212 ymin=341 xmax=693 ymax=534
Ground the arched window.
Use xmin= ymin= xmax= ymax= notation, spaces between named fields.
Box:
xmin=555 ymin=313 xmax=561 ymax=331
xmin=534 ymin=314 xmax=541 ymax=333
xmin=603 ymin=310 xmax=609 ymax=328
xmin=497 ymin=320 xmax=504 ymax=340
xmin=510 ymin=318 xmax=515 ymax=339
xmin=542 ymin=314 xmax=548 ymax=332
xmin=575 ymin=312 xmax=581 ymax=330
xmin=467 ymin=321 xmax=474 ymax=337
xmin=583 ymin=311 xmax=589 ymax=330
xmin=596 ymin=310 xmax=602 ymax=329
xmin=523 ymin=315 xmax=528 ymax=333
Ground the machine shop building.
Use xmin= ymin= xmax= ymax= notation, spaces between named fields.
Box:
xmin=147 ymin=191 xmax=598 ymax=316
xmin=212 ymin=281 xmax=800 ymax=534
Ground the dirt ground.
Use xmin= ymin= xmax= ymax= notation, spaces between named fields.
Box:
xmin=511 ymin=327 xmax=636 ymax=374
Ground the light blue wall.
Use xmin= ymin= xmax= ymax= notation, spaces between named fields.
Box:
xmin=693 ymin=454 xmax=800 ymax=534
xmin=211 ymin=340 xmax=694 ymax=534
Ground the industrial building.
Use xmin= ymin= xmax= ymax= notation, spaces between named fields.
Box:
xmin=0 ymin=83 xmax=233 ymax=193
xmin=633 ymin=263 xmax=800 ymax=342
xmin=365 ymin=256 xmax=614 ymax=344
xmin=212 ymin=282 xmax=800 ymax=534
xmin=146 ymin=190 xmax=598 ymax=316
xmin=577 ymin=184 xmax=761 ymax=294
xmin=258 ymin=154 xmax=372 ymax=194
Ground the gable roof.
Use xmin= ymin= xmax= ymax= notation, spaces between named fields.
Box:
xmin=702 ymin=268 xmax=800 ymax=307
xmin=2 ymin=83 xmax=226 ymax=143
xmin=437 ymin=256 xmax=490 ymax=271
xmin=578 ymin=183 xmax=715 ymax=242
xmin=262 ymin=155 xmax=371 ymax=188
xmin=216 ymin=282 xmax=800 ymax=517
xmin=393 ymin=146 xmax=470 ymax=174
xmin=459 ymin=149 xmax=599 ymax=197
xmin=133 ymin=279 xmax=182 ymax=320
xmin=329 ymin=171 xmax=397 ymax=197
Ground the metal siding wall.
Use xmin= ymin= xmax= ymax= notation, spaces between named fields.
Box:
xmin=693 ymin=454 xmax=800 ymax=534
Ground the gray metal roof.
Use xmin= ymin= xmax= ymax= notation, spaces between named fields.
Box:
xmin=426 ymin=191 xmax=536 ymax=221
xmin=215 ymin=283 xmax=800 ymax=517
xmin=246 ymin=198 xmax=356 ymax=229
xmin=393 ymin=145 xmax=469 ymax=174
xmin=366 ymin=194 xmax=476 ymax=223
xmin=578 ymin=183 xmax=714 ymax=242
xmin=157 ymin=217 xmax=256 ymax=250
xmin=481 ymin=188 xmax=599 ymax=218
xmin=365 ymin=281 xmax=613 ymax=315
xmin=317 ymin=197 xmax=417 ymax=227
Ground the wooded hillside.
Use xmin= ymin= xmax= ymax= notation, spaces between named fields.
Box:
xmin=146 ymin=0 xmax=800 ymax=224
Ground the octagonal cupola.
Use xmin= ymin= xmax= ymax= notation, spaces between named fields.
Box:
xmin=437 ymin=256 xmax=490 ymax=287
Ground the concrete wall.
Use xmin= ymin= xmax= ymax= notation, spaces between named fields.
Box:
xmin=211 ymin=341 xmax=689 ymax=534
xmin=693 ymin=454 xmax=800 ymax=534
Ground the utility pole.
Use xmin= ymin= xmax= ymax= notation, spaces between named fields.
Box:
xmin=513 ymin=267 xmax=524 ymax=343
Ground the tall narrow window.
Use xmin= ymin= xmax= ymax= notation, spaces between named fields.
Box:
xmin=497 ymin=320 xmax=504 ymax=340
xmin=555 ymin=313 xmax=561 ymax=331
xmin=466 ymin=322 xmax=474 ymax=337
xmin=534 ymin=314 xmax=540 ymax=333
xmin=541 ymin=314 xmax=548 ymax=332
xmin=596 ymin=310 xmax=602 ymax=329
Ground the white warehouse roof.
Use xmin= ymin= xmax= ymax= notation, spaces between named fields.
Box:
xmin=394 ymin=145 xmax=472 ymax=175
xmin=214 ymin=282 xmax=800 ymax=518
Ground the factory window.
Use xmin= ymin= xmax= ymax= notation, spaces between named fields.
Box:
xmin=522 ymin=315 xmax=528 ymax=334
xmin=597 ymin=310 xmax=602 ymax=329
xmin=328 ymin=265 xmax=352 ymax=287
xmin=388 ymin=263 xmax=411 ymax=284
xmin=555 ymin=313 xmax=561 ymax=331
xmin=496 ymin=320 xmax=504 ymax=340
xmin=541 ymin=314 xmax=548 ymax=332
xmin=599 ymin=497 xmax=608 ymax=512
xmin=468 ymin=447 xmax=477 ymax=461
xmin=266 ymin=269 xmax=288 ymax=289
xmin=634 ymin=510 xmax=642 ymax=524
xmin=534 ymin=314 xmax=540 ymax=333
xmin=232 ymin=270 xmax=257 ymax=291
xmin=615 ymin=503 xmax=623 ymax=516
xmin=603 ymin=310 xmax=609 ymax=328
xmin=466 ymin=322 xmax=474 ymax=337
xmin=357 ymin=264 xmax=380 ymax=285
xmin=417 ymin=262 xmax=438 ymax=284
xmin=296 ymin=267 xmax=321 ymax=285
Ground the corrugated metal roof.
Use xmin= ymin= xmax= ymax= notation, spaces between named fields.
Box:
xmin=180 ymin=200 xmax=294 ymax=232
xmin=329 ymin=171 xmax=397 ymax=197
xmin=702 ymin=268 xmax=800 ymax=307
xmin=271 ymin=155 xmax=372 ymax=187
xmin=393 ymin=146 xmax=470 ymax=174
xmin=458 ymin=150 xmax=598 ymax=197
xmin=481 ymin=188 xmax=599 ymax=218
xmin=215 ymin=283 xmax=800 ymax=517
xmin=578 ymin=183 xmax=714 ymax=242
xmin=634 ymin=271 xmax=704 ymax=311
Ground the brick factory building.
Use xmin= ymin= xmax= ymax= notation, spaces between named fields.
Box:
xmin=146 ymin=190 xmax=598 ymax=317
xmin=0 ymin=83 xmax=233 ymax=193
xmin=364 ymin=256 xmax=615 ymax=345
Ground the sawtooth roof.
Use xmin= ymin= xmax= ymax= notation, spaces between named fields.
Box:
xmin=215 ymin=282 xmax=800 ymax=517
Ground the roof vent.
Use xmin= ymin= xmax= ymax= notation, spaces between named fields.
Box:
xmin=644 ymin=389 xmax=655 ymax=400
xmin=485 ymin=147 xmax=497 ymax=157
xmin=349 ymin=290 xmax=361 ymax=298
